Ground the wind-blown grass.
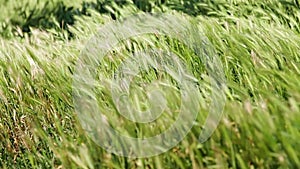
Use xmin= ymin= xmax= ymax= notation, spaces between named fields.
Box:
xmin=0 ymin=1 xmax=300 ymax=168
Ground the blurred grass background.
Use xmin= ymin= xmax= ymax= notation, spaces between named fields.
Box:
xmin=0 ymin=0 xmax=300 ymax=168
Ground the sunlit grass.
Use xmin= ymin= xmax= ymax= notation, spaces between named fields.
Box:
xmin=0 ymin=0 xmax=300 ymax=168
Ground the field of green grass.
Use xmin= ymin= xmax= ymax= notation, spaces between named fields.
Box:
xmin=1 ymin=0 xmax=300 ymax=168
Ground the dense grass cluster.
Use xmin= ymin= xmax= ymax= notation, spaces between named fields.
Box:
xmin=0 ymin=0 xmax=300 ymax=168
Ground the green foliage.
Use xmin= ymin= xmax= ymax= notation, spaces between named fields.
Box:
xmin=0 ymin=0 xmax=300 ymax=168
